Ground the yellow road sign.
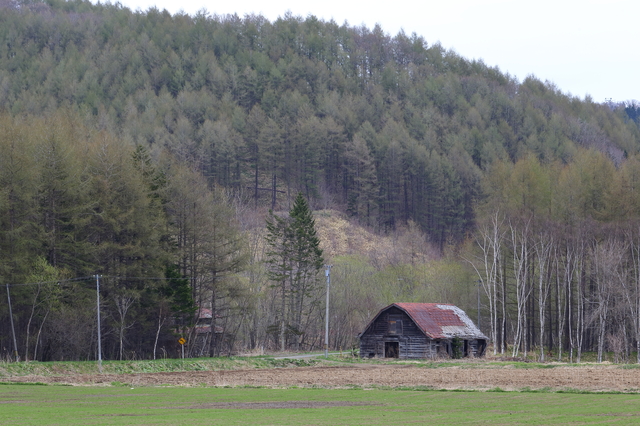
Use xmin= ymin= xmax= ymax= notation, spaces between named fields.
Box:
xmin=178 ymin=337 xmax=186 ymax=345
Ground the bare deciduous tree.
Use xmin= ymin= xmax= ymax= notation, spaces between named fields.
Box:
xmin=465 ymin=209 xmax=505 ymax=355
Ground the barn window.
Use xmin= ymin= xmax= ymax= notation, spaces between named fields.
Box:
xmin=388 ymin=320 xmax=402 ymax=334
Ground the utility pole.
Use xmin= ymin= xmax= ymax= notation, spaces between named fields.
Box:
xmin=324 ymin=265 xmax=332 ymax=358
xmin=95 ymin=275 xmax=102 ymax=373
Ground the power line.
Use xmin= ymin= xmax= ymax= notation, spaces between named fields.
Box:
xmin=5 ymin=276 xmax=94 ymax=288
xmin=100 ymin=276 xmax=180 ymax=281
xmin=4 ymin=275 xmax=189 ymax=288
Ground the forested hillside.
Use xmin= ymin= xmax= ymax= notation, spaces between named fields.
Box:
xmin=2 ymin=0 xmax=640 ymax=362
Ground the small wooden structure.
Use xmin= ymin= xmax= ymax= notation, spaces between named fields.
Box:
xmin=359 ymin=303 xmax=487 ymax=359
xmin=191 ymin=308 xmax=223 ymax=357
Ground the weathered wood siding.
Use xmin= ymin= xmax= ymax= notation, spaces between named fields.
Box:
xmin=466 ymin=339 xmax=487 ymax=357
xmin=359 ymin=306 xmax=487 ymax=359
xmin=360 ymin=307 xmax=438 ymax=359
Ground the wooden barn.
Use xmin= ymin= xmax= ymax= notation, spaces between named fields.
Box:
xmin=358 ymin=303 xmax=488 ymax=359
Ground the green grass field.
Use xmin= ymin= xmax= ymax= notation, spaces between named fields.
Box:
xmin=3 ymin=383 xmax=640 ymax=425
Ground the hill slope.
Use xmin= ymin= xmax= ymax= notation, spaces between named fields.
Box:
xmin=1 ymin=0 xmax=639 ymax=247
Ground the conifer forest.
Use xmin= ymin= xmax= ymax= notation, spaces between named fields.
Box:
xmin=2 ymin=0 xmax=640 ymax=362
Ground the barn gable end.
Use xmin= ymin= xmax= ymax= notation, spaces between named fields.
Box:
xmin=358 ymin=303 xmax=487 ymax=359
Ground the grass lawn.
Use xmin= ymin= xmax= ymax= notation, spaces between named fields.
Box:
xmin=2 ymin=384 xmax=640 ymax=425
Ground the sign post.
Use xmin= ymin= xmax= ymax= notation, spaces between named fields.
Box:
xmin=178 ymin=337 xmax=186 ymax=359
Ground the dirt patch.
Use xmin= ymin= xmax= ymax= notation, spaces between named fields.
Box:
xmin=167 ymin=401 xmax=377 ymax=409
xmin=5 ymin=364 xmax=640 ymax=392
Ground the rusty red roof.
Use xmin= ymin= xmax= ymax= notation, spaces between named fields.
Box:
xmin=364 ymin=303 xmax=487 ymax=340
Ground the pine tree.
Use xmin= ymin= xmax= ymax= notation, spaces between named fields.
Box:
xmin=265 ymin=193 xmax=324 ymax=351
xmin=162 ymin=264 xmax=196 ymax=331
xmin=265 ymin=208 xmax=293 ymax=352
xmin=289 ymin=193 xmax=324 ymax=350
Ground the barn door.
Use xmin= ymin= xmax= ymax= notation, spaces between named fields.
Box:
xmin=385 ymin=342 xmax=399 ymax=358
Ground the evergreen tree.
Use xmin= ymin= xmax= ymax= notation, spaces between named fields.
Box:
xmin=288 ymin=193 xmax=324 ymax=349
xmin=163 ymin=163 xmax=249 ymax=356
xmin=162 ymin=264 xmax=197 ymax=331
xmin=265 ymin=193 xmax=324 ymax=351
xmin=265 ymin=208 xmax=293 ymax=351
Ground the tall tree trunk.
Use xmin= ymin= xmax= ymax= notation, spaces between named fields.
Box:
xmin=536 ymin=231 xmax=553 ymax=362
xmin=33 ymin=309 xmax=49 ymax=361
xmin=280 ymin=276 xmax=286 ymax=352
xmin=153 ymin=314 xmax=165 ymax=360
xmin=209 ymin=283 xmax=217 ymax=357
xmin=272 ymin=174 xmax=277 ymax=210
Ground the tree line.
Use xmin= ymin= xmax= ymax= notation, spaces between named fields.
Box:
xmin=2 ymin=0 xmax=640 ymax=361
xmin=467 ymin=153 xmax=640 ymax=362
xmin=0 ymin=112 xmax=251 ymax=360
xmin=1 ymin=0 xmax=638 ymax=249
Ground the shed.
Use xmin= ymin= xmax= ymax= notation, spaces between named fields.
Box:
xmin=194 ymin=308 xmax=223 ymax=335
xmin=358 ymin=303 xmax=487 ymax=359
xmin=191 ymin=308 xmax=224 ymax=357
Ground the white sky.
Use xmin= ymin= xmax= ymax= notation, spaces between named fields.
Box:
xmin=108 ymin=0 xmax=639 ymax=103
